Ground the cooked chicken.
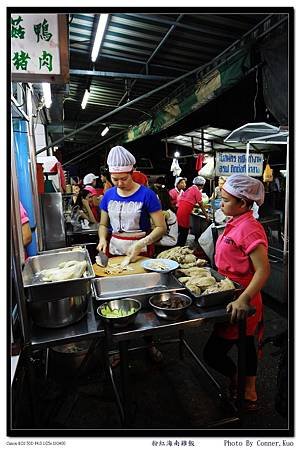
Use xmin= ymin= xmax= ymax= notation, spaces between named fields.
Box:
xmin=178 ymin=276 xmax=191 ymax=284
xmin=196 ymin=259 xmax=207 ymax=267
xmin=202 ymin=277 xmax=236 ymax=295
xmin=185 ymin=282 xmax=201 ymax=296
xmin=40 ymin=261 xmax=87 ymax=282
xmin=104 ymin=262 xmax=134 ymax=274
xmin=219 ymin=277 xmax=235 ymax=291
xmin=179 ymin=267 xmax=210 ymax=277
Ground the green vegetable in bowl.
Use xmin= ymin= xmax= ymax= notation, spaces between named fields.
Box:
xmin=101 ymin=305 xmax=137 ymax=318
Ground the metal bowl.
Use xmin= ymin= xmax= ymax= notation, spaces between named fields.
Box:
xmin=97 ymin=298 xmax=141 ymax=328
xmin=149 ymin=292 xmax=192 ymax=321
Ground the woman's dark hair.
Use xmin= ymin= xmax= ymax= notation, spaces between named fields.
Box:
xmin=74 ymin=189 xmax=91 ymax=209
xmin=151 ymin=186 xmax=172 ymax=210
xmin=100 ymin=166 xmax=112 ymax=182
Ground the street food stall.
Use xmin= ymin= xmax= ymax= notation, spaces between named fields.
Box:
xmin=9 ymin=10 xmax=290 ymax=434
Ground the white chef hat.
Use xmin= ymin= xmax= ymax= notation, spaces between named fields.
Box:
xmin=193 ymin=176 xmax=206 ymax=186
xmin=174 ymin=176 xmax=187 ymax=187
xmin=223 ymin=174 xmax=265 ymax=206
xmin=83 ymin=173 xmax=99 ymax=185
xmin=107 ymin=146 xmax=136 ymax=173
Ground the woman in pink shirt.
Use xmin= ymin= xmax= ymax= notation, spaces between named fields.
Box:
xmin=169 ymin=176 xmax=186 ymax=210
xmin=203 ymin=174 xmax=270 ymax=411
xmin=176 ymin=176 xmax=209 ymax=246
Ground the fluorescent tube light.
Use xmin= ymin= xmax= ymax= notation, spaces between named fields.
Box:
xmin=42 ymin=83 xmax=52 ymax=108
xmin=101 ymin=126 xmax=109 ymax=137
xmin=81 ymin=89 xmax=90 ymax=110
xmin=91 ymin=14 xmax=109 ymax=63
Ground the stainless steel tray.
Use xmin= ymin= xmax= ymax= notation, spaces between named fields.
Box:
xmin=22 ymin=249 xmax=95 ymax=303
xmin=38 ymin=245 xmax=86 ymax=255
xmin=183 ymin=268 xmax=243 ymax=308
xmin=92 ymin=272 xmax=185 ymax=307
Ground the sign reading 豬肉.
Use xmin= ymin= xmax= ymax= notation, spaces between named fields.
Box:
xmin=11 ymin=14 xmax=68 ymax=82
xmin=216 ymin=152 xmax=264 ymax=177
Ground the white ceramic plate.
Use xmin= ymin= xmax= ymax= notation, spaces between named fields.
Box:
xmin=141 ymin=258 xmax=179 ymax=273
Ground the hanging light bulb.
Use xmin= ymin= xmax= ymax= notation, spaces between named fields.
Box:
xmin=101 ymin=126 xmax=109 ymax=137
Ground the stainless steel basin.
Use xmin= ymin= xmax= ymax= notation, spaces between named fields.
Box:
xmin=22 ymin=248 xmax=95 ymax=302
xmin=28 ymin=295 xmax=88 ymax=328
xmin=92 ymin=272 xmax=185 ymax=307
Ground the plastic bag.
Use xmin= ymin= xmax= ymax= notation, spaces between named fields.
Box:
xmin=263 ymin=163 xmax=273 ymax=182
xmin=71 ymin=205 xmax=83 ymax=229
xmin=214 ymin=208 xmax=227 ymax=224
xmin=198 ymin=155 xmax=215 ymax=179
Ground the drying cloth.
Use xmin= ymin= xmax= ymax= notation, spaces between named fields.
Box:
xmin=195 ymin=154 xmax=204 ymax=172
xmin=50 ymin=162 xmax=66 ymax=192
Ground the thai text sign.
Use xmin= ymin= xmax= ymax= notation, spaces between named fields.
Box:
xmin=216 ymin=152 xmax=264 ymax=177
xmin=11 ymin=14 xmax=61 ymax=77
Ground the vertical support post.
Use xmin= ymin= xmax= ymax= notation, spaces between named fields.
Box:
xmin=237 ymin=319 xmax=246 ymax=420
xmin=179 ymin=329 xmax=185 ymax=360
xmin=246 ymin=142 xmax=250 ymax=175
xmin=27 ymin=88 xmax=43 ymax=252
xmin=191 ymin=136 xmax=195 ymax=155
xmin=164 ymin=137 xmax=169 ymax=159
xmin=283 ymin=137 xmax=289 ymax=263
xmin=119 ymin=341 xmax=131 ymax=427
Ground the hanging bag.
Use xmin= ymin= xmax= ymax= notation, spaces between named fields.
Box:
xmin=263 ymin=163 xmax=273 ymax=182
xmin=198 ymin=155 xmax=215 ymax=179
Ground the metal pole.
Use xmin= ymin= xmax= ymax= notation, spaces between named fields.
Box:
xmin=36 ymin=61 xmax=209 ymax=155
xmin=246 ymin=142 xmax=250 ymax=175
xmin=283 ymin=137 xmax=289 ymax=262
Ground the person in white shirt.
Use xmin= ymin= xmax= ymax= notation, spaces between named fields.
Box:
xmin=151 ymin=185 xmax=179 ymax=250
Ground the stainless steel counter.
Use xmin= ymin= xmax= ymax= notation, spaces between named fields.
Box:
xmin=29 ymin=292 xmax=249 ymax=350
xmin=101 ymin=304 xmax=230 ymax=342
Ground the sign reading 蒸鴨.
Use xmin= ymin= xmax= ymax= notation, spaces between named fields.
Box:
xmin=216 ymin=152 xmax=264 ymax=177
xmin=11 ymin=14 xmax=62 ymax=80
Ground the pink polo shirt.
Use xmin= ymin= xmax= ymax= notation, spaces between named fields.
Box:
xmin=20 ymin=202 xmax=29 ymax=225
xmin=178 ymin=185 xmax=202 ymax=206
xmin=169 ymin=187 xmax=182 ymax=208
xmin=214 ymin=211 xmax=268 ymax=340
xmin=215 ymin=211 xmax=268 ymax=279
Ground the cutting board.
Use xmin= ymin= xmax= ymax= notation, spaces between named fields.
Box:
xmin=93 ymin=255 xmax=150 ymax=277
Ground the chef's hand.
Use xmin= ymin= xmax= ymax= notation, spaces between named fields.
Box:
xmin=126 ymin=238 xmax=147 ymax=263
xmin=226 ymin=293 xmax=251 ymax=324
xmin=97 ymin=238 xmax=107 ymax=254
